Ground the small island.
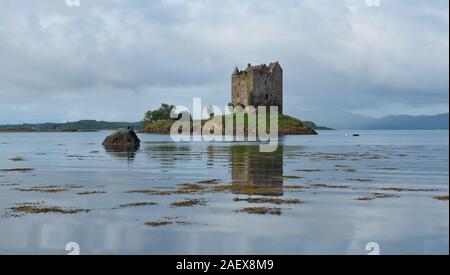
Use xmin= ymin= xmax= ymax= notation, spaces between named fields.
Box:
xmin=142 ymin=107 xmax=318 ymax=136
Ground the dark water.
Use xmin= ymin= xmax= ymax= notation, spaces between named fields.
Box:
xmin=0 ymin=130 xmax=448 ymax=255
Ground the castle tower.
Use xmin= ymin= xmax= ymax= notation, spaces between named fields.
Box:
xmin=231 ymin=62 xmax=283 ymax=113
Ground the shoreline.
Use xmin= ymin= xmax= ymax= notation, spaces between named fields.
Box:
xmin=0 ymin=129 xmax=99 ymax=133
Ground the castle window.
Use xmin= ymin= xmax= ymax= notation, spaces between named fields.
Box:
xmin=265 ymin=94 xmax=269 ymax=100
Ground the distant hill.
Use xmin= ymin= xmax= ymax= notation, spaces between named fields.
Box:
xmin=296 ymin=110 xmax=377 ymax=130
xmin=303 ymin=121 xmax=334 ymax=130
xmin=0 ymin=120 xmax=141 ymax=131
xmin=297 ymin=110 xmax=449 ymax=130
xmin=360 ymin=113 xmax=449 ymax=130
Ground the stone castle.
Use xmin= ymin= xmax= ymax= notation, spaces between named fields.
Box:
xmin=231 ymin=62 xmax=283 ymax=113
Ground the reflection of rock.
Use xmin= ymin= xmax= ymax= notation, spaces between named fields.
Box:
xmin=230 ymin=145 xmax=284 ymax=196
xmin=105 ymin=150 xmax=137 ymax=163
xmin=102 ymin=130 xmax=140 ymax=151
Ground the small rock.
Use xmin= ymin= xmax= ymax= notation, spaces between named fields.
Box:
xmin=102 ymin=129 xmax=140 ymax=151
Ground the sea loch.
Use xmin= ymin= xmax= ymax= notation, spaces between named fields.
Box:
xmin=0 ymin=130 xmax=448 ymax=254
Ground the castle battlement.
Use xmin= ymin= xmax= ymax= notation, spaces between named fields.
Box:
xmin=231 ymin=62 xmax=283 ymax=113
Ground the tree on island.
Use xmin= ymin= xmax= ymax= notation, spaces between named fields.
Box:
xmin=143 ymin=103 xmax=176 ymax=123
xmin=143 ymin=103 xmax=193 ymax=124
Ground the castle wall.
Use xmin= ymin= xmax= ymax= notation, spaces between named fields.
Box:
xmin=250 ymin=67 xmax=283 ymax=113
xmin=271 ymin=66 xmax=283 ymax=113
xmin=231 ymin=70 xmax=253 ymax=107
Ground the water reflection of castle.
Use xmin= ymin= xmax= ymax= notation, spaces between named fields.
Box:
xmin=229 ymin=145 xmax=284 ymax=196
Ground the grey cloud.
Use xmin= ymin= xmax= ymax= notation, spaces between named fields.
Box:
xmin=0 ymin=0 xmax=448 ymax=123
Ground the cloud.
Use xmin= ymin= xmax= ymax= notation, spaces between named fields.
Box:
xmin=0 ymin=0 xmax=448 ymax=123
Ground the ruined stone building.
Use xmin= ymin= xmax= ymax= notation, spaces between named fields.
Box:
xmin=231 ymin=62 xmax=283 ymax=113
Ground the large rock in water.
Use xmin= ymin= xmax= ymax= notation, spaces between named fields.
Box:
xmin=102 ymin=129 xmax=140 ymax=151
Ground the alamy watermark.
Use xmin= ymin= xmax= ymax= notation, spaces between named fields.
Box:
xmin=65 ymin=0 xmax=80 ymax=7
xmin=168 ymin=98 xmax=279 ymax=153
xmin=365 ymin=0 xmax=381 ymax=7
xmin=65 ymin=242 xmax=80 ymax=255
xmin=65 ymin=0 xmax=380 ymax=8
xmin=365 ymin=242 xmax=381 ymax=255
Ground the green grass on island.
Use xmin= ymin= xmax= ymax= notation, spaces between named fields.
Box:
xmin=143 ymin=112 xmax=321 ymax=135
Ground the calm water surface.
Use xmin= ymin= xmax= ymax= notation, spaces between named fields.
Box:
xmin=0 ymin=130 xmax=448 ymax=254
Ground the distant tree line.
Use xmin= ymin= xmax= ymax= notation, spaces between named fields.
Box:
xmin=0 ymin=120 xmax=141 ymax=131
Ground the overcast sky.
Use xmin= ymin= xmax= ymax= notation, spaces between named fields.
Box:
xmin=0 ymin=0 xmax=448 ymax=124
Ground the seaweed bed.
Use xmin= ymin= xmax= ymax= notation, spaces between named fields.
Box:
xmin=126 ymin=183 xmax=286 ymax=196
xmin=125 ymin=189 xmax=176 ymax=196
xmin=177 ymin=183 xmax=206 ymax=193
xmin=284 ymin=185 xmax=307 ymax=189
xmin=309 ymin=184 xmax=349 ymax=189
xmin=380 ymin=187 xmax=440 ymax=192
xmin=76 ymin=191 xmax=107 ymax=195
xmin=347 ymin=178 xmax=374 ymax=182
xmin=197 ymin=179 xmax=220 ymax=184
xmin=237 ymin=207 xmax=283 ymax=215
xmin=145 ymin=216 xmax=192 ymax=227
xmin=9 ymin=156 xmax=26 ymax=162
xmin=15 ymin=184 xmax=82 ymax=193
xmin=282 ymin=175 xmax=303 ymax=179
xmin=145 ymin=219 xmax=173 ymax=227
xmin=170 ymin=198 xmax=208 ymax=207
xmin=233 ymin=197 xmax=304 ymax=205
xmin=0 ymin=168 xmax=34 ymax=173
xmin=295 ymin=169 xmax=322 ymax=172
xmin=6 ymin=202 xmax=89 ymax=216
xmin=355 ymin=193 xmax=400 ymax=201
xmin=433 ymin=196 xmax=449 ymax=201
xmin=119 ymin=202 xmax=158 ymax=208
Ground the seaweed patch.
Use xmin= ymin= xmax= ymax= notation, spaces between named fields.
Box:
xmin=176 ymin=183 xmax=206 ymax=194
xmin=380 ymin=187 xmax=439 ymax=192
xmin=6 ymin=202 xmax=89 ymax=216
xmin=9 ymin=156 xmax=26 ymax=162
xmin=433 ymin=196 xmax=449 ymax=201
xmin=119 ymin=202 xmax=158 ymax=208
xmin=233 ymin=197 xmax=303 ymax=205
xmin=125 ymin=189 xmax=175 ymax=196
xmin=145 ymin=216 xmax=191 ymax=227
xmin=282 ymin=175 xmax=303 ymax=179
xmin=237 ymin=207 xmax=283 ymax=215
xmin=347 ymin=178 xmax=374 ymax=182
xmin=310 ymin=184 xmax=349 ymax=189
xmin=355 ymin=193 xmax=400 ymax=201
xmin=170 ymin=198 xmax=208 ymax=207
xmin=76 ymin=191 xmax=107 ymax=195
xmin=197 ymin=179 xmax=221 ymax=184
xmin=15 ymin=184 xmax=82 ymax=193
xmin=0 ymin=168 xmax=34 ymax=173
